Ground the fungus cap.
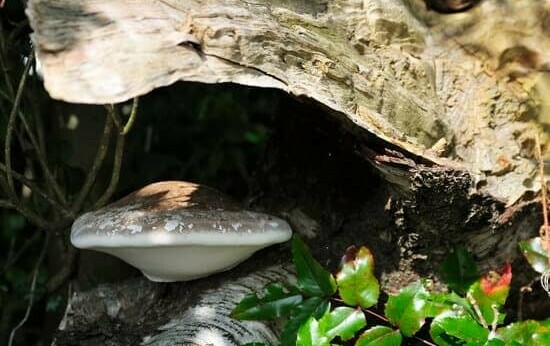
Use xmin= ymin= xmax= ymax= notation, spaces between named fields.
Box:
xmin=71 ymin=181 xmax=292 ymax=282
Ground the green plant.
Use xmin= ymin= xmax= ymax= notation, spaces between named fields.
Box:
xmin=232 ymin=236 xmax=550 ymax=345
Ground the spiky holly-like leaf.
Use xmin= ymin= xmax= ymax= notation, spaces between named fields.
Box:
xmin=430 ymin=310 xmax=489 ymax=346
xmin=292 ymin=235 xmax=337 ymax=297
xmin=336 ymin=246 xmax=379 ymax=309
xmin=355 ymin=326 xmax=402 ymax=346
xmin=384 ymin=282 xmax=430 ymax=337
xmin=297 ymin=307 xmax=366 ymax=345
xmin=231 ymin=282 xmax=302 ymax=320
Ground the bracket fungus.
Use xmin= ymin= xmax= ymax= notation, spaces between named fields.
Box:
xmin=70 ymin=181 xmax=292 ymax=282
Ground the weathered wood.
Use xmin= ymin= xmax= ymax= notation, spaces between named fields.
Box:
xmin=55 ymin=263 xmax=293 ymax=345
xmin=28 ymin=0 xmax=549 ymax=205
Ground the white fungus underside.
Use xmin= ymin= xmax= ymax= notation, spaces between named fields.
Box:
xmin=97 ymin=244 xmax=266 ymax=282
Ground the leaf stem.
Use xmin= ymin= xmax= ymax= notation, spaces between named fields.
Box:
xmin=93 ymin=130 xmax=125 ymax=209
xmin=0 ymin=162 xmax=73 ymax=218
xmin=0 ymin=230 xmax=41 ymax=275
xmin=363 ymin=308 xmax=388 ymax=322
xmin=467 ymin=292 xmax=488 ymax=329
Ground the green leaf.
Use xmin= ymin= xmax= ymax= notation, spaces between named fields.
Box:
xmin=468 ymin=263 xmax=511 ymax=326
xmin=319 ymin=307 xmax=366 ymax=341
xmin=468 ymin=282 xmax=506 ymax=326
xmin=425 ymin=291 xmax=481 ymax=325
xmin=292 ymin=235 xmax=337 ymax=297
xmin=439 ymin=246 xmax=479 ymax=294
xmin=297 ymin=317 xmax=329 ymax=346
xmin=297 ymin=307 xmax=366 ymax=345
xmin=231 ymin=282 xmax=302 ymax=320
xmin=496 ymin=320 xmax=550 ymax=346
xmin=430 ymin=310 xmax=489 ymax=346
xmin=384 ymin=282 xmax=430 ymax=337
xmin=280 ymin=297 xmax=330 ymax=346
xmin=336 ymin=246 xmax=380 ymax=309
xmin=355 ymin=326 xmax=402 ymax=346
xmin=519 ymin=238 xmax=550 ymax=274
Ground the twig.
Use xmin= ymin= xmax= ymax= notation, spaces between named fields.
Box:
xmin=0 ymin=25 xmax=14 ymax=97
xmin=4 ymin=53 xmax=33 ymax=200
xmin=517 ymin=277 xmax=538 ymax=321
xmin=0 ymin=162 xmax=73 ymax=218
xmin=0 ymin=180 xmax=59 ymax=230
xmin=535 ymin=135 xmax=549 ymax=264
xmin=93 ymin=131 xmax=125 ymax=209
xmin=121 ymin=97 xmax=139 ymax=135
xmin=8 ymin=232 xmax=49 ymax=346
xmin=0 ymin=165 xmax=61 ymax=233
xmin=6 ymin=18 xmax=29 ymax=43
xmin=4 ymin=235 xmax=16 ymax=268
xmin=2 ymin=50 xmax=73 ymax=230
xmin=0 ymin=87 xmax=11 ymax=100
xmin=5 ymin=51 xmax=67 ymax=208
xmin=363 ymin=308 xmax=388 ymax=322
xmin=32 ymin=97 xmax=47 ymax=162
xmin=58 ymin=282 xmax=73 ymax=331
xmin=106 ymin=104 xmax=121 ymax=129
xmin=0 ymin=199 xmax=16 ymax=209
xmin=46 ymin=245 xmax=77 ymax=293
xmin=17 ymin=107 xmax=67 ymax=206
xmin=413 ymin=335 xmax=438 ymax=346
xmin=1 ymin=231 xmax=41 ymax=275
xmin=72 ymin=113 xmax=114 ymax=213
xmin=10 ymin=202 xmax=55 ymax=231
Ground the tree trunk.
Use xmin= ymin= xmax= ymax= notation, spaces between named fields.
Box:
xmin=28 ymin=0 xmax=549 ymax=345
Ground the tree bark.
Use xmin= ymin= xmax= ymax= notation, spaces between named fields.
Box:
xmin=27 ymin=0 xmax=550 ymax=344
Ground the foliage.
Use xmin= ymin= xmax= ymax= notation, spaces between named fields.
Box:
xmin=121 ymin=83 xmax=278 ymax=199
xmin=336 ymin=246 xmax=379 ymax=309
xmin=438 ymin=246 xmax=479 ymax=294
xmin=232 ymin=235 xmax=550 ymax=345
xmin=519 ymin=238 xmax=550 ymax=274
